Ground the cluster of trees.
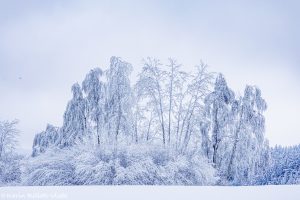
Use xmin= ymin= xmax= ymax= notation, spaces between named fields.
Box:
xmin=1 ymin=57 xmax=299 ymax=186
xmin=202 ymin=75 xmax=269 ymax=185
xmin=30 ymin=56 xmax=271 ymax=185
xmin=32 ymin=57 xmax=216 ymax=156
xmin=257 ymin=145 xmax=300 ymax=185
xmin=32 ymin=57 xmax=134 ymax=155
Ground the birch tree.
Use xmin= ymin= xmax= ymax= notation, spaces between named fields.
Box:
xmin=136 ymin=58 xmax=167 ymax=146
xmin=227 ymin=85 xmax=267 ymax=184
xmin=106 ymin=56 xmax=134 ymax=145
xmin=82 ymin=68 xmax=106 ymax=145
xmin=166 ymin=59 xmax=187 ymax=146
xmin=204 ymin=74 xmax=235 ymax=166
xmin=178 ymin=62 xmax=213 ymax=153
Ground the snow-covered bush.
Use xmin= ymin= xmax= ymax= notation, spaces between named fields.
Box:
xmin=0 ymin=154 xmax=22 ymax=185
xmin=23 ymin=144 xmax=217 ymax=186
xmin=85 ymin=145 xmax=208 ymax=185
xmin=23 ymin=148 xmax=76 ymax=186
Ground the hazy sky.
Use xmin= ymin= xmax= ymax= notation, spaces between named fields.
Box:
xmin=1 ymin=0 xmax=299 ymax=150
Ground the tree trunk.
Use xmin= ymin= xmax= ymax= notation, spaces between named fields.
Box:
xmin=158 ymin=94 xmax=166 ymax=146
xmin=97 ymin=117 xmax=100 ymax=145
xmin=227 ymin=117 xmax=242 ymax=181
xmin=168 ymin=64 xmax=174 ymax=146
xmin=212 ymin=107 xmax=219 ymax=165
xmin=146 ymin=113 xmax=153 ymax=141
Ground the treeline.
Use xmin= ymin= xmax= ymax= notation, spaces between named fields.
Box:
xmin=258 ymin=145 xmax=300 ymax=185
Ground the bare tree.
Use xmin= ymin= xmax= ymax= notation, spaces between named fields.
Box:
xmin=137 ymin=59 xmax=212 ymax=151
xmin=166 ymin=58 xmax=184 ymax=146
xmin=178 ymin=62 xmax=213 ymax=153
xmin=136 ymin=58 xmax=167 ymax=146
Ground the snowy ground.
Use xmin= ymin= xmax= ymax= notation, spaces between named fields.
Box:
xmin=1 ymin=186 xmax=300 ymax=200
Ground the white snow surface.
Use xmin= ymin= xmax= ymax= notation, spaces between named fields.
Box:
xmin=0 ymin=185 xmax=299 ymax=200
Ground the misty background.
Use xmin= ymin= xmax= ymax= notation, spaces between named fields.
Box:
xmin=0 ymin=0 xmax=299 ymax=150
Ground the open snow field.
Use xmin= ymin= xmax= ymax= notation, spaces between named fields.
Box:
xmin=1 ymin=186 xmax=300 ymax=200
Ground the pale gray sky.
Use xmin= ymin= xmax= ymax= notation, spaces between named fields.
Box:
xmin=0 ymin=0 xmax=300 ymax=150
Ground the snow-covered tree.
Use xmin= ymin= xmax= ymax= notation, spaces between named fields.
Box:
xmin=25 ymin=56 xmax=287 ymax=187
xmin=136 ymin=58 xmax=167 ymax=146
xmin=132 ymin=89 xmax=158 ymax=143
xmin=177 ymin=63 xmax=213 ymax=153
xmin=59 ymin=83 xmax=87 ymax=147
xmin=0 ymin=120 xmax=21 ymax=184
xmin=106 ymin=56 xmax=134 ymax=145
xmin=200 ymin=120 xmax=211 ymax=159
xmin=204 ymin=74 xmax=235 ymax=166
xmin=166 ymin=59 xmax=183 ymax=146
xmin=32 ymin=124 xmax=59 ymax=156
xmin=136 ymin=59 xmax=213 ymax=151
xmin=259 ymin=145 xmax=300 ymax=185
xmin=82 ymin=68 xmax=106 ymax=145
xmin=254 ymin=139 xmax=271 ymax=184
xmin=227 ymin=85 xmax=267 ymax=184
xmin=0 ymin=120 xmax=19 ymax=159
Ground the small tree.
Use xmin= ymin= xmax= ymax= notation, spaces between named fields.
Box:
xmin=0 ymin=120 xmax=21 ymax=184
xmin=0 ymin=120 xmax=19 ymax=158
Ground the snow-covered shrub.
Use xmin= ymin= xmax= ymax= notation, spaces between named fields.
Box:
xmin=23 ymin=148 xmax=76 ymax=186
xmin=0 ymin=154 xmax=22 ymax=185
xmin=94 ymin=145 xmax=217 ymax=185
xmin=24 ymin=143 xmax=217 ymax=186
xmin=91 ymin=144 xmax=217 ymax=185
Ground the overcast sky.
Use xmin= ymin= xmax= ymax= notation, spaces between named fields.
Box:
xmin=0 ymin=0 xmax=300 ymax=150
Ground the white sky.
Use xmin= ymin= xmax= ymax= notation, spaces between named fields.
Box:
xmin=0 ymin=0 xmax=299 ymax=150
